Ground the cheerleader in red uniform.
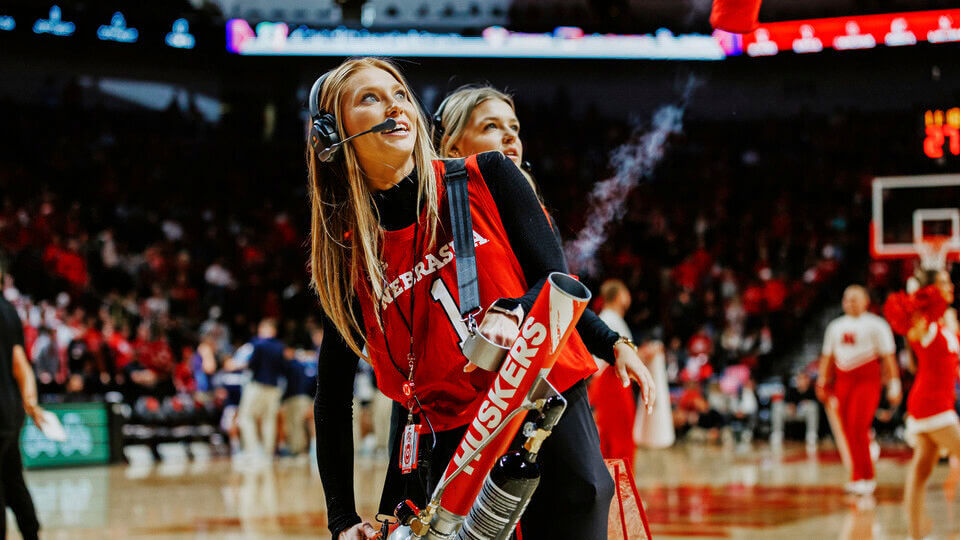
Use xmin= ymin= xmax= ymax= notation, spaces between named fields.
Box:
xmin=884 ymin=269 xmax=958 ymax=540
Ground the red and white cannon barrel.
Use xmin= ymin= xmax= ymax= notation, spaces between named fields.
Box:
xmin=421 ymin=272 xmax=591 ymax=537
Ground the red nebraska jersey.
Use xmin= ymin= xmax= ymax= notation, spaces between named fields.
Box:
xmin=356 ymin=155 xmax=596 ymax=432
xmin=908 ymin=322 xmax=960 ymax=420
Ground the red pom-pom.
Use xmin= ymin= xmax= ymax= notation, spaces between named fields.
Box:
xmin=884 ymin=285 xmax=949 ymax=335
xmin=883 ymin=291 xmax=915 ymax=336
xmin=913 ymin=285 xmax=949 ymax=323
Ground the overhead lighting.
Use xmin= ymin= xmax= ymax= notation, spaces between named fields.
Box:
xmin=97 ymin=12 xmax=138 ymax=43
xmin=165 ymin=18 xmax=196 ymax=49
xmin=33 ymin=5 xmax=75 ymax=37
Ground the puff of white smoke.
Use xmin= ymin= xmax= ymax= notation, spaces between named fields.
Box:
xmin=565 ymin=78 xmax=697 ymax=276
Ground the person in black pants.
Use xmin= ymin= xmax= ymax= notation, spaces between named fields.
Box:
xmin=0 ymin=255 xmax=43 ymax=540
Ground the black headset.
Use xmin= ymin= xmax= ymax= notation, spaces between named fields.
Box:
xmin=308 ymin=72 xmax=340 ymax=162
xmin=431 ymin=92 xmax=454 ymax=150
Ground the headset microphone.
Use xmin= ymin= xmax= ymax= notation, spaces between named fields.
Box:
xmin=316 ymin=118 xmax=397 ymax=162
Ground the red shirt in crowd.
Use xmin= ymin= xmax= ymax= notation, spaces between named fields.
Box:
xmin=688 ymin=332 xmax=713 ymax=357
xmin=763 ymin=277 xmax=787 ymax=312
xmin=134 ymin=338 xmax=174 ymax=375
xmin=44 ymin=243 xmax=89 ymax=289
xmin=742 ymin=283 xmax=765 ymax=314
xmin=107 ymin=331 xmax=134 ymax=369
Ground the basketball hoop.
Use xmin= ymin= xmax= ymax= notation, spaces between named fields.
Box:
xmin=918 ymin=235 xmax=951 ymax=271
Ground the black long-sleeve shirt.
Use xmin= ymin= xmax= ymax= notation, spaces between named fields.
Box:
xmin=0 ymin=298 xmax=26 ymax=436
xmin=315 ymin=152 xmax=619 ymax=537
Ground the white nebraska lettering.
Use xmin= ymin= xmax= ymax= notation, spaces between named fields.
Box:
xmin=399 ymin=271 xmax=414 ymax=290
xmin=389 ymin=278 xmax=403 ymax=299
xmin=379 ymin=232 xmax=490 ymax=309
xmin=438 ymin=243 xmax=454 ymax=265
xmin=413 ymin=261 xmax=427 ymax=281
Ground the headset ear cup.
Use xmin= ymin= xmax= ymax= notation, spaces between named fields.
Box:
xmin=432 ymin=95 xmax=450 ymax=152
xmin=432 ymin=124 xmax=444 ymax=152
xmin=311 ymin=112 xmax=341 ymax=162
xmin=309 ymin=121 xmax=324 ymax=154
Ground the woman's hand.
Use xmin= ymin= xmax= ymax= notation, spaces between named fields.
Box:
xmin=338 ymin=522 xmax=380 ymax=539
xmin=613 ymin=341 xmax=657 ymax=414
xmin=478 ymin=311 xmax=521 ymax=347
xmin=24 ymin=403 xmax=46 ymax=428
xmin=464 ymin=311 xmax=521 ymax=372
xmin=815 ymin=382 xmax=829 ymax=403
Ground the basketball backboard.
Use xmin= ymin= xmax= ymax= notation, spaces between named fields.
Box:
xmin=871 ymin=174 xmax=960 ymax=265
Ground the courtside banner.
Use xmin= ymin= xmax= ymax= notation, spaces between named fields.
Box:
xmin=436 ymin=272 xmax=590 ymax=517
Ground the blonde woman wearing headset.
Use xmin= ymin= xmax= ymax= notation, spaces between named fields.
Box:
xmin=431 ymin=85 xmax=665 ymax=455
xmin=307 ymin=60 xmax=655 ymax=539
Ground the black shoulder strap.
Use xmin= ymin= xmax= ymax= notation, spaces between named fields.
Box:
xmin=444 ymin=158 xmax=481 ymax=317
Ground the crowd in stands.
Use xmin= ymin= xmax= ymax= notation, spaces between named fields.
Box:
xmin=0 ymin=76 xmax=949 ymax=455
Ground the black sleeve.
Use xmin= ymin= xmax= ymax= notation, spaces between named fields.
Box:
xmin=476 ymin=153 xmax=620 ymax=363
xmin=2 ymin=303 xmax=24 ymax=349
xmin=577 ymin=308 xmax=620 ymax=364
xmin=314 ymin=307 xmax=363 ymax=538
xmin=475 ymin=151 xmax=567 ymax=314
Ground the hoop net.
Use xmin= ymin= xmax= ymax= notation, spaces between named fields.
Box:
xmin=918 ymin=235 xmax=952 ymax=271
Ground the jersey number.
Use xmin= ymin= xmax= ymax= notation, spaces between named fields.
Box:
xmin=430 ymin=278 xmax=470 ymax=348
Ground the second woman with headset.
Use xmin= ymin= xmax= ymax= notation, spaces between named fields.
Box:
xmin=431 ymin=84 xmax=669 ymax=459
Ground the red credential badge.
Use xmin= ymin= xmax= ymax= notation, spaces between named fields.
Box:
xmin=400 ymin=423 xmax=421 ymax=474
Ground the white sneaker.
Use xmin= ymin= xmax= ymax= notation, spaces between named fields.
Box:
xmin=844 ymin=479 xmax=876 ymax=495
xmin=231 ymin=451 xmax=254 ymax=470
xmin=855 ymin=494 xmax=875 ymax=510
xmin=770 ymin=432 xmax=783 ymax=447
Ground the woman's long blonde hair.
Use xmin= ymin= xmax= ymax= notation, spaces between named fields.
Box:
xmin=434 ymin=84 xmax=539 ymax=197
xmin=307 ymin=57 xmax=439 ymax=359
